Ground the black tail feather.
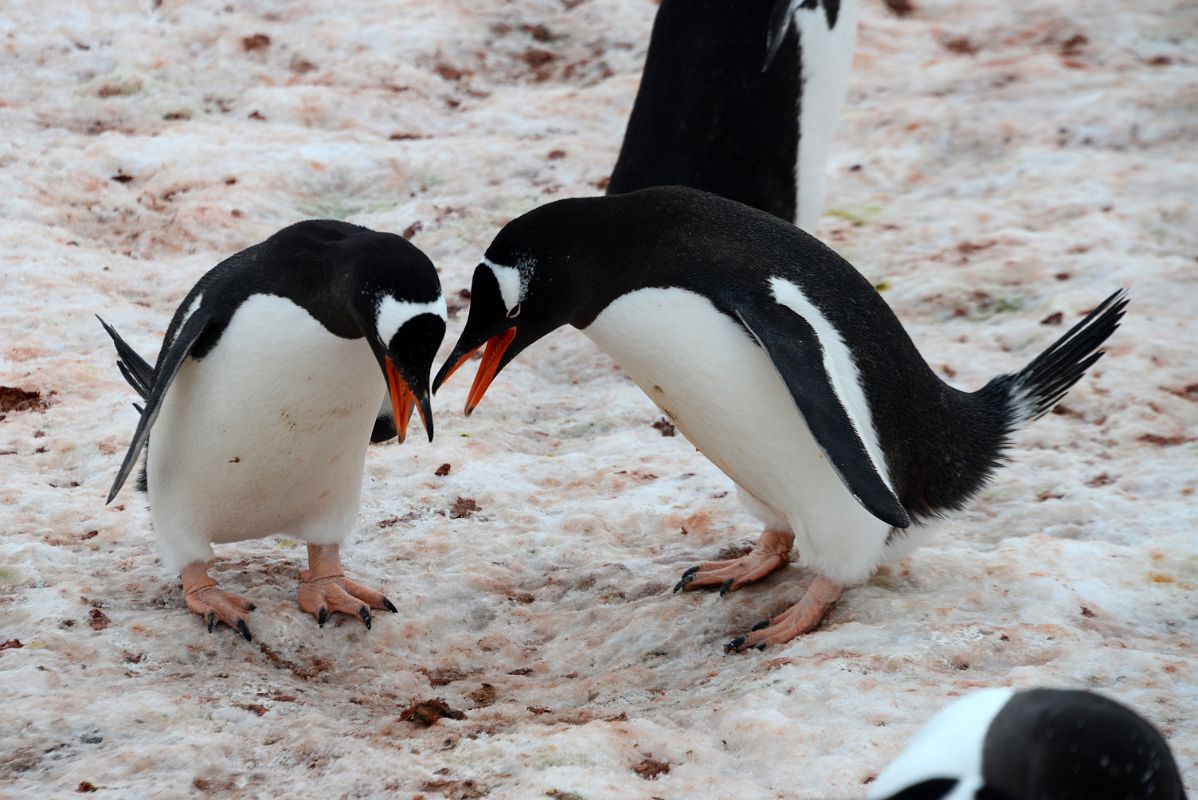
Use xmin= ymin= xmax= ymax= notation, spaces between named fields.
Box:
xmin=99 ymin=316 xmax=156 ymax=494
xmin=983 ymin=290 xmax=1129 ymax=428
xmin=97 ymin=316 xmax=154 ymax=400
xmin=117 ymin=360 xmax=148 ymax=400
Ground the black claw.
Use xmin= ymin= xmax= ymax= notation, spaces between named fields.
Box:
xmin=719 ymin=578 xmax=735 ymax=597
xmin=751 ymin=619 xmax=771 ymax=631
xmin=753 ymin=643 xmax=766 ymax=651
xmin=359 ymin=606 xmax=372 ymax=630
xmin=681 ymin=565 xmax=700 ymax=578
xmin=206 ymin=612 xmax=216 ymax=633
xmin=382 ymin=597 xmax=398 ymax=614
xmin=318 ymin=607 xmax=328 ymax=628
xmin=673 ymin=574 xmax=695 ymax=593
xmin=246 ymin=603 xmax=257 ymax=612
xmin=724 ymin=635 xmax=747 ymax=653
xmin=236 ymin=619 xmax=253 ymax=642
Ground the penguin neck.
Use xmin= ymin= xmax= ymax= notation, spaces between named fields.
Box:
xmin=510 ymin=196 xmax=641 ymax=332
xmin=344 ymin=263 xmax=392 ymax=342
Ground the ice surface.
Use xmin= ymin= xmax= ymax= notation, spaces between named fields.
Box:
xmin=1 ymin=0 xmax=1195 ymax=797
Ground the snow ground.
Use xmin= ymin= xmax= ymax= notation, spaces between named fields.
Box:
xmin=1 ymin=0 xmax=1196 ymax=797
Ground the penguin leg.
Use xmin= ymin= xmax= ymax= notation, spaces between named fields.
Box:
xmin=674 ymin=529 xmax=794 ymax=595
xmin=181 ymin=561 xmax=255 ymax=641
xmin=725 ymin=575 xmax=843 ymax=652
xmin=298 ymin=543 xmax=397 ymax=629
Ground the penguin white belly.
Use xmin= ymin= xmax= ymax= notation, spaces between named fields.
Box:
xmin=147 ymin=294 xmax=385 ymax=570
xmin=794 ymin=0 xmax=859 ymax=232
xmin=584 ymin=287 xmax=890 ymax=585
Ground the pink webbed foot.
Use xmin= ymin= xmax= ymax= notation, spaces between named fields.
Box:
xmin=182 ymin=562 xmax=255 ymax=641
xmin=298 ymin=544 xmax=397 ymax=629
xmin=674 ymin=529 xmax=795 ymax=596
xmin=725 ymin=575 xmax=843 ymax=652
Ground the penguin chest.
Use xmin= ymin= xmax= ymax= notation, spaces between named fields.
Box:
xmin=583 ymin=287 xmax=888 ymax=582
xmin=147 ymin=294 xmax=384 ymax=542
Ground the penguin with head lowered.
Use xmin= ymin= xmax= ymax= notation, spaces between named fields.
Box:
xmin=607 ymin=0 xmax=857 ymax=231
xmin=101 ymin=220 xmax=445 ymax=640
xmin=433 ymin=186 xmax=1127 ymax=651
xmin=869 ymin=688 xmax=1187 ymax=800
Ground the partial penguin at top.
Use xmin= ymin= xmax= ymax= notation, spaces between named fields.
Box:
xmin=607 ymin=0 xmax=858 ymax=231
xmin=100 ymin=220 xmax=445 ymax=641
xmin=869 ymin=688 xmax=1187 ymax=800
xmin=433 ymin=186 xmax=1127 ymax=651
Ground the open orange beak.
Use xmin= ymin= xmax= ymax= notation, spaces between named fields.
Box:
xmin=449 ymin=327 xmax=517 ymax=416
xmin=438 ymin=345 xmax=482 ymax=390
xmin=385 ymin=356 xmax=428 ymax=443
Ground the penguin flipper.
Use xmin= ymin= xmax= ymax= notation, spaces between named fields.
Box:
xmin=97 ymin=316 xmax=154 ymax=400
xmin=106 ymin=308 xmax=212 ymax=504
xmin=371 ymin=406 xmax=398 ymax=443
xmin=763 ymin=0 xmax=843 ymax=71
xmin=763 ymin=0 xmax=797 ymax=71
xmin=731 ymin=302 xmax=911 ymax=529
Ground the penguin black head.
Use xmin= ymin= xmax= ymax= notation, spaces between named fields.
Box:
xmin=432 ymin=200 xmax=589 ymax=414
xmin=321 ymin=223 xmax=446 ymax=442
xmin=869 ymin=688 xmax=1188 ymax=800
xmin=369 ymin=301 xmax=444 ymax=444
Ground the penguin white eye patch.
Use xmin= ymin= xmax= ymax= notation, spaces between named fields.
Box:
xmin=375 ymin=296 xmax=447 ymax=345
xmin=483 ymin=258 xmax=526 ymax=313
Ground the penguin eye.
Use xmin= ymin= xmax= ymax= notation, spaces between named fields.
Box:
xmin=506 ymin=303 xmax=522 ymax=319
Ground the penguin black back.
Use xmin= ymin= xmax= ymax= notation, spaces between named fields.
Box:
xmin=157 ymin=220 xmax=442 ymax=369
xmin=606 ymin=0 xmax=803 ymax=222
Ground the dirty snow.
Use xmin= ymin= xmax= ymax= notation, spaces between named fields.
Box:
xmin=1 ymin=0 xmax=1196 ymax=797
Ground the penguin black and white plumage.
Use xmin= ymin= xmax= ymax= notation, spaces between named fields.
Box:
xmin=606 ymin=0 xmax=857 ymax=230
xmin=432 ymin=186 xmax=1127 ymax=650
xmin=100 ymin=220 xmax=446 ymax=640
xmin=868 ymin=688 xmax=1188 ymax=800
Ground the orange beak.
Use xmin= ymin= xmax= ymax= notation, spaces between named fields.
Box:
xmin=438 ymin=345 xmax=482 ymax=390
xmin=464 ymin=327 xmax=517 ymax=416
xmin=384 ymin=356 xmax=424 ymax=444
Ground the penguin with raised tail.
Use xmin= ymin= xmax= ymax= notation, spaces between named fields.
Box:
xmin=869 ymin=688 xmax=1187 ymax=800
xmin=607 ymin=0 xmax=857 ymax=230
xmin=433 ymin=186 xmax=1127 ymax=651
xmin=100 ymin=220 xmax=445 ymax=640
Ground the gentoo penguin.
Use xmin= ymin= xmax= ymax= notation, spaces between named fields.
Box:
xmin=869 ymin=688 xmax=1188 ymax=800
xmin=432 ymin=186 xmax=1127 ymax=651
xmin=606 ymin=0 xmax=857 ymax=230
xmin=100 ymin=220 xmax=445 ymax=640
